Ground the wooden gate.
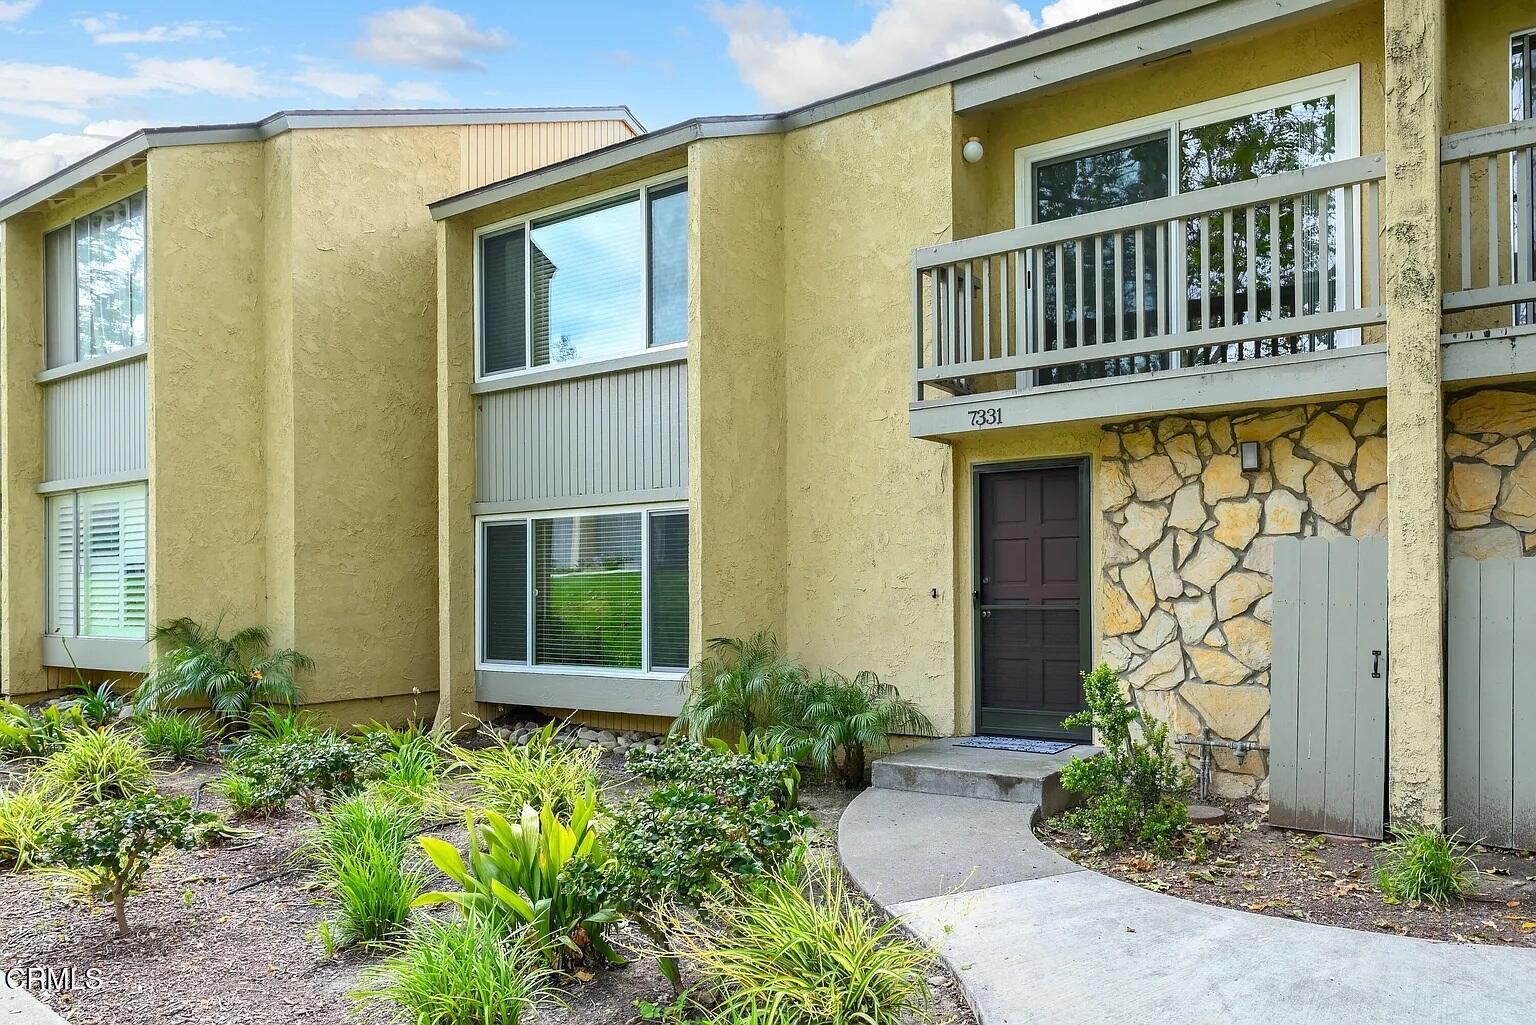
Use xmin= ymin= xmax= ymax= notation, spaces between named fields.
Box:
xmin=1447 ymin=557 xmax=1536 ymax=850
xmin=1269 ymin=536 xmax=1387 ymax=839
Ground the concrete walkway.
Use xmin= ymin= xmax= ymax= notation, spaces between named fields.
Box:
xmin=0 ymin=985 xmax=66 ymax=1024
xmin=840 ymin=788 xmax=1536 ymax=1025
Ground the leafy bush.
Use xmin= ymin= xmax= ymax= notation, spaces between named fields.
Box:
xmin=135 ymin=710 xmax=211 ymax=761
xmin=306 ymin=796 xmax=424 ymax=947
xmin=674 ymin=633 xmax=806 ymax=741
xmin=767 ymin=670 xmax=935 ymax=786
xmin=417 ymin=790 xmax=621 ymax=969
xmin=1058 ymin=664 xmax=1191 ymax=853
xmin=353 ymin=915 xmax=553 ymax=1025
xmin=137 ymin=617 xmax=314 ymax=730
xmin=38 ymin=792 xmax=208 ymax=936
xmin=61 ymin=679 xmax=125 ymax=729
xmin=39 ymin=728 xmax=157 ymax=802
xmin=0 ymin=700 xmax=85 ymax=758
xmin=1375 ymin=823 xmax=1478 ymax=907
xmin=217 ymin=731 xmax=378 ymax=815
xmin=628 ymin=740 xmax=801 ymax=811
xmin=665 ymin=856 xmax=932 ymax=1025
xmin=455 ymin=722 xmax=601 ymax=818
xmin=0 ymin=782 xmax=75 ymax=868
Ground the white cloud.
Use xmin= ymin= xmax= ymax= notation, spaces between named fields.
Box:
xmin=0 ymin=121 xmax=144 ymax=198
xmin=78 ymin=14 xmax=227 ymax=44
xmin=353 ymin=4 xmax=507 ymax=70
xmin=0 ymin=57 xmax=270 ymax=123
xmin=708 ymin=0 xmax=1134 ymax=109
xmin=293 ymin=65 xmax=449 ymax=106
xmin=0 ymin=1 xmax=37 ymax=23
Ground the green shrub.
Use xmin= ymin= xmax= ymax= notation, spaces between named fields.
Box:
xmin=455 ymin=722 xmax=601 ymax=818
xmin=216 ymin=730 xmax=379 ymax=816
xmin=674 ymin=632 xmax=806 ymax=740
xmin=247 ymin=706 xmax=324 ymax=741
xmin=62 ymin=680 xmax=125 ymax=730
xmin=0 ymin=781 xmax=76 ymax=868
xmin=365 ymin=732 xmax=450 ymax=814
xmin=39 ymin=729 xmax=157 ymax=803
xmin=38 ymin=792 xmax=209 ymax=936
xmin=1375 ymin=823 xmax=1478 ymax=907
xmin=628 ymin=740 xmax=801 ymax=811
xmin=416 ymin=790 xmax=621 ymax=969
xmin=766 ymin=669 xmax=935 ymax=786
xmin=353 ymin=915 xmax=553 ymax=1025
xmin=135 ymin=710 xmax=211 ymax=761
xmin=137 ymin=617 xmax=313 ymax=730
xmin=0 ymin=701 xmax=85 ymax=758
xmin=1058 ymin=664 xmax=1192 ymax=853
xmin=306 ymin=796 xmax=424 ymax=947
xmin=666 ymin=856 xmax=932 ymax=1025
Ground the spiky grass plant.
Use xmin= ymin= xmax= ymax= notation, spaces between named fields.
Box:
xmin=455 ymin=722 xmax=600 ymax=818
xmin=137 ymin=617 xmax=313 ymax=731
xmin=367 ymin=733 xmax=451 ymax=815
xmin=1376 ymin=823 xmax=1479 ymax=907
xmin=353 ymin=915 xmax=555 ymax=1025
xmin=0 ymin=700 xmax=85 ymax=758
xmin=663 ymin=856 xmax=933 ymax=1025
xmin=135 ymin=710 xmax=211 ymax=762
xmin=306 ymin=795 xmax=424 ymax=947
xmin=0 ymin=781 xmax=76 ymax=868
xmin=39 ymin=728 xmax=156 ymax=802
xmin=767 ymin=669 xmax=935 ymax=786
xmin=674 ymin=632 xmax=806 ymax=741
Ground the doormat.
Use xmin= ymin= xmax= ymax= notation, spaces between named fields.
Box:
xmin=955 ymin=736 xmax=1075 ymax=755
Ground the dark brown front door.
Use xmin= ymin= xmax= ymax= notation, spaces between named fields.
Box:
xmin=975 ymin=461 xmax=1089 ymax=740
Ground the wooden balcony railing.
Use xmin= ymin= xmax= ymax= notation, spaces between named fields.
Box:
xmin=913 ymin=154 xmax=1388 ymax=402
xmin=1442 ymin=119 xmax=1536 ymax=315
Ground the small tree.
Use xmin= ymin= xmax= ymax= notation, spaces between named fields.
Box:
xmin=138 ymin=618 xmax=313 ymax=731
xmin=41 ymin=792 xmax=206 ymax=936
xmin=768 ymin=669 xmax=936 ymax=786
xmin=673 ymin=632 xmax=805 ymax=741
xmin=1058 ymin=664 xmax=1192 ymax=852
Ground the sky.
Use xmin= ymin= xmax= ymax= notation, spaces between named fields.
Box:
xmin=0 ymin=0 xmax=1132 ymax=196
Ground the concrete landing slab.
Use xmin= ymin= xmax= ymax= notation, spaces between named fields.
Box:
xmin=838 ymin=788 xmax=1081 ymax=906
xmin=896 ymin=870 xmax=1534 ymax=1025
xmin=872 ymin=738 xmax=1095 ymax=813
xmin=0 ymin=985 xmax=67 ymax=1024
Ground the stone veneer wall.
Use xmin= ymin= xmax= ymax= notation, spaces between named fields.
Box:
xmin=1445 ymin=385 xmax=1536 ymax=558
xmin=1099 ymin=400 xmax=1388 ymax=798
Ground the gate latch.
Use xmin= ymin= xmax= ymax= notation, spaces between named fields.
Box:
xmin=1370 ymin=650 xmax=1383 ymax=679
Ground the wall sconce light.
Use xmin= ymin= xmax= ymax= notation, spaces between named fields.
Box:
xmin=962 ymin=137 xmax=984 ymax=164
xmin=1239 ymin=440 xmax=1262 ymax=473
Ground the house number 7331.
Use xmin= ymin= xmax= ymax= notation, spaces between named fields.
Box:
xmin=968 ymin=407 xmax=1002 ymax=427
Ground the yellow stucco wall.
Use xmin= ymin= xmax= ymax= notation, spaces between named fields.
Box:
xmin=780 ymin=87 xmax=960 ymax=732
xmin=689 ymin=134 xmax=788 ymax=653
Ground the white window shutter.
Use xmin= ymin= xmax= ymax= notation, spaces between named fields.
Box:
xmin=47 ymin=495 xmax=77 ymax=635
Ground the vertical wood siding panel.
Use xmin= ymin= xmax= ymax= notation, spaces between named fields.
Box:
xmin=461 ymin=121 xmax=636 ymax=191
xmin=1322 ymin=540 xmax=1359 ymax=835
xmin=1352 ymin=537 xmax=1388 ymax=838
xmin=44 ymin=358 xmax=148 ymax=482
xmin=1446 ymin=558 xmax=1482 ymax=835
xmin=1269 ymin=537 xmax=1301 ymax=826
xmin=1294 ymin=541 xmax=1331 ymax=829
xmin=1478 ymin=560 xmax=1516 ymax=848
xmin=1513 ymin=558 xmax=1536 ymax=848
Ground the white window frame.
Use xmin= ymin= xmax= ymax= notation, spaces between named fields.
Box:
xmin=44 ymin=189 xmax=149 ymax=372
xmin=1512 ymin=28 xmax=1535 ymax=325
xmin=475 ymin=500 xmax=689 ymax=678
xmin=44 ymin=481 xmax=150 ymax=642
xmin=472 ymin=170 xmax=689 ymax=385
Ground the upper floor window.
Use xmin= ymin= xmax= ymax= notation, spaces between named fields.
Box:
xmin=478 ymin=177 xmax=687 ymax=379
xmin=44 ymin=191 xmax=147 ymax=370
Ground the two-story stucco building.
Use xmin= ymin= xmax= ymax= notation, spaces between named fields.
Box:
xmin=0 ymin=107 xmax=639 ymax=722
xmin=430 ymin=0 xmax=1536 ymax=849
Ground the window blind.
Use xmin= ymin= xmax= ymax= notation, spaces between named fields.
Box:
xmin=529 ymin=197 xmax=644 ymax=367
xmin=482 ymin=521 xmax=528 ymax=663
xmin=648 ymin=182 xmax=688 ymax=346
xmin=44 ymin=226 xmax=76 ymax=370
xmin=47 ymin=484 xmax=147 ymax=639
xmin=534 ymin=512 xmax=643 ymax=669
xmin=75 ymin=193 xmax=146 ymax=361
xmin=481 ymin=226 xmax=527 ymax=375
xmin=46 ymin=495 xmax=77 ymax=636
xmin=648 ymin=511 xmax=688 ymax=669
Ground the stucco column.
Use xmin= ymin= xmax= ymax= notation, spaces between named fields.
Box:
xmin=0 ymin=218 xmax=48 ymax=699
xmin=435 ymin=219 xmax=478 ymax=727
xmin=1382 ymin=0 xmax=1446 ymax=826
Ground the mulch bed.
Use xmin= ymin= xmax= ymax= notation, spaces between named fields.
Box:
xmin=1037 ymin=799 xmax=1536 ymax=947
xmin=1 ymin=743 xmax=975 ymax=1025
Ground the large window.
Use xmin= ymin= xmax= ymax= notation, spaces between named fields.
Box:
xmin=46 ymin=484 xmax=148 ymax=639
xmin=479 ymin=506 xmax=689 ymax=673
xmin=478 ymin=177 xmax=688 ymax=378
xmin=45 ymin=192 xmax=147 ymax=369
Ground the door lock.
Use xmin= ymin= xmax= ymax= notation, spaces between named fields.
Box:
xmin=981 ymin=609 xmax=991 ymax=618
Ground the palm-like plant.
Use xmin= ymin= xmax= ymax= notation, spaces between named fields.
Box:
xmin=137 ymin=618 xmax=314 ymax=731
xmin=673 ymin=632 xmax=806 ymax=741
xmin=770 ymin=670 xmax=935 ymax=787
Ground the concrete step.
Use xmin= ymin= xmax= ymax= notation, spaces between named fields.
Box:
xmin=871 ymin=737 xmax=1097 ymax=815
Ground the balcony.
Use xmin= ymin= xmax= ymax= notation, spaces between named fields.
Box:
xmin=910 ymin=120 xmax=1536 ymax=438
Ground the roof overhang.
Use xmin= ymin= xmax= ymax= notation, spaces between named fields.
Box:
xmin=428 ymin=0 xmax=1360 ymax=222
xmin=0 ymin=106 xmax=643 ymax=222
